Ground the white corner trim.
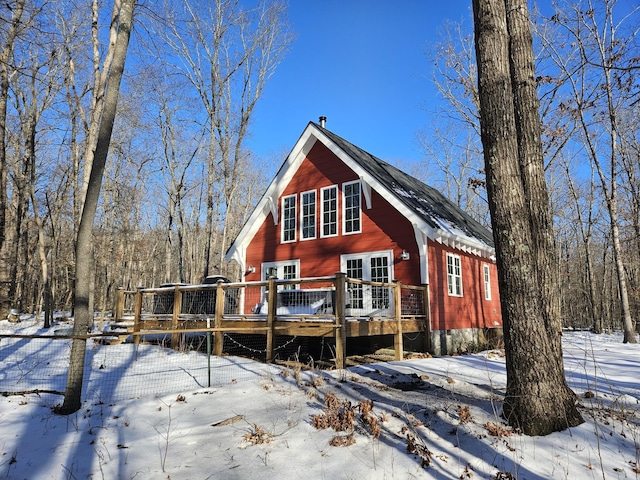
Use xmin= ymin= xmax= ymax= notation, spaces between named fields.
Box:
xmin=412 ymin=224 xmax=429 ymax=285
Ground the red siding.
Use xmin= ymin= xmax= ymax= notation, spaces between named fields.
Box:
xmin=428 ymin=242 xmax=502 ymax=330
xmin=245 ymin=141 xmax=420 ymax=283
xmin=244 ymin=140 xmax=502 ymax=331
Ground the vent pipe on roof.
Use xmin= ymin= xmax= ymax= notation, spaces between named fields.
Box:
xmin=319 ymin=116 xmax=326 ymax=128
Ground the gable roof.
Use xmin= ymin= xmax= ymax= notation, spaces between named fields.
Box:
xmin=226 ymin=121 xmax=495 ymax=267
xmin=318 ymin=124 xmax=495 ymax=249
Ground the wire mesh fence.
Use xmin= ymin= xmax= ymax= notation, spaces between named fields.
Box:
xmin=2 ymin=277 xmax=429 ymax=408
xmin=0 ymin=328 xmax=428 ymax=408
xmin=0 ymin=330 xmax=280 ymax=408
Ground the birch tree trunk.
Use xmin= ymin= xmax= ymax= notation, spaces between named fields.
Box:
xmin=473 ymin=0 xmax=583 ymax=435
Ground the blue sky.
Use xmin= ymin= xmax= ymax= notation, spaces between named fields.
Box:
xmin=246 ymin=1 xmax=474 ymax=167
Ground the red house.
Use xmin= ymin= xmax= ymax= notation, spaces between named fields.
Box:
xmin=226 ymin=120 xmax=502 ymax=355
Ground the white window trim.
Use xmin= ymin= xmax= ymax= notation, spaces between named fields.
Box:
xmin=483 ymin=264 xmax=492 ymax=301
xmin=262 ymin=259 xmax=300 ymax=280
xmin=281 ymin=194 xmax=296 ymax=243
xmin=300 ymin=189 xmax=317 ymax=241
xmin=342 ymin=180 xmax=362 ymax=235
xmin=446 ymin=253 xmax=463 ymax=297
xmin=259 ymin=260 xmax=300 ymax=312
xmin=340 ymin=250 xmax=394 ymax=315
xmin=320 ymin=185 xmax=338 ymax=238
xmin=340 ymin=250 xmax=394 ymax=281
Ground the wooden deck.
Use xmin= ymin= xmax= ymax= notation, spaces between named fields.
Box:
xmin=112 ymin=273 xmax=431 ymax=369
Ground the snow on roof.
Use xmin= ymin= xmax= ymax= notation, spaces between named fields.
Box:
xmin=316 ymin=123 xmax=495 ymax=254
xmin=227 ymin=122 xmax=496 ymax=265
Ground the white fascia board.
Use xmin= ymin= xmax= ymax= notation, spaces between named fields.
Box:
xmin=225 ymin=124 xmax=318 ymax=264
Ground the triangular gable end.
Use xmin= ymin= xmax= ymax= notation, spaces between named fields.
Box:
xmin=226 ymin=122 xmax=495 ymax=271
xmin=226 ymin=123 xmax=321 ymax=269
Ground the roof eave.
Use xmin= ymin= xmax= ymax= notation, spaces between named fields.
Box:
xmin=225 ymin=123 xmax=319 ymax=264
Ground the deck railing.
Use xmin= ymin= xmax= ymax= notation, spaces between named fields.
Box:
xmin=114 ymin=274 xmax=430 ymax=368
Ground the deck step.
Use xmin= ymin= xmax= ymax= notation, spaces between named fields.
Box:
xmin=99 ymin=322 xmax=134 ymax=345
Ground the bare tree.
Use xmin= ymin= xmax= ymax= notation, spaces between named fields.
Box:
xmin=60 ymin=0 xmax=135 ymax=414
xmin=420 ymin=21 xmax=489 ymax=224
xmin=0 ymin=0 xmax=27 ymax=319
xmin=538 ymin=0 xmax=640 ymax=342
xmin=11 ymin=25 xmax=61 ymax=325
xmin=557 ymin=154 xmax=603 ymax=332
xmin=473 ymin=0 xmax=583 ymax=435
xmin=152 ymin=0 xmax=292 ymax=279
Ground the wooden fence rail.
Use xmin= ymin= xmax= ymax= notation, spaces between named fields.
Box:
xmin=113 ymin=274 xmax=430 ymax=369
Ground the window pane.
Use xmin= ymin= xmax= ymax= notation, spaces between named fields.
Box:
xmin=344 ymin=182 xmax=361 ymax=234
xmin=446 ymin=254 xmax=463 ymax=296
xmin=282 ymin=196 xmax=296 ymax=242
xmin=346 ymin=258 xmax=363 ymax=309
xmin=301 ymin=191 xmax=316 ymax=239
xmin=483 ymin=264 xmax=491 ymax=300
xmin=322 ymin=186 xmax=337 ymax=236
xmin=370 ymin=256 xmax=389 ymax=309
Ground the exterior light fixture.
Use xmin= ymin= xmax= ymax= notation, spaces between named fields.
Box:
xmin=400 ymin=250 xmax=410 ymax=261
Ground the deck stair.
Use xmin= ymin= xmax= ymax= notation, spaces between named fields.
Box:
xmin=99 ymin=321 xmax=134 ymax=345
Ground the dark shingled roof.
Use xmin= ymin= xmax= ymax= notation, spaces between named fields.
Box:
xmin=315 ymin=122 xmax=494 ymax=248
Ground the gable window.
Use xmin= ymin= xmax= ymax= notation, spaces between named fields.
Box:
xmin=446 ymin=253 xmax=463 ymax=297
xmin=301 ymin=190 xmax=316 ymax=240
xmin=483 ymin=264 xmax=492 ymax=301
xmin=321 ymin=186 xmax=338 ymax=237
xmin=281 ymin=195 xmax=296 ymax=243
xmin=343 ymin=180 xmax=361 ymax=234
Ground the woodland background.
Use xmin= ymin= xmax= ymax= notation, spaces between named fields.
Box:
xmin=1 ymin=0 xmax=638 ymax=334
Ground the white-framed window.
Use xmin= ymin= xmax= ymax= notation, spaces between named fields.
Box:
xmin=446 ymin=253 xmax=463 ymax=297
xmin=281 ymin=195 xmax=296 ymax=243
xmin=341 ymin=250 xmax=393 ymax=314
xmin=300 ymin=190 xmax=316 ymax=240
xmin=263 ymin=260 xmax=298 ymax=282
xmin=483 ymin=264 xmax=492 ymax=301
xmin=321 ymin=185 xmax=338 ymax=237
xmin=343 ymin=180 xmax=361 ymax=234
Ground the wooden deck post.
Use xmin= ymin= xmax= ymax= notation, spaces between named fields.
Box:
xmin=422 ymin=284 xmax=432 ymax=354
xmin=266 ymin=276 xmax=277 ymax=363
xmin=115 ymin=287 xmax=125 ymax=321
xmin=334 ymin=272 xmax=347 ymax=369
xmin=133 ymin=287 xmax=143 ymax=345
xmin=171 ymin=285 xmax=183 ymax=350
xmin=213 ymin=281 xmax=225 ymax=356
xmin=393 ymin=281 xmax=403 ymax=360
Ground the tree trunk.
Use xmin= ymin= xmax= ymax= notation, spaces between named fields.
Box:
xmin=473 ymin=0 xmax=583 ymax=435
xmin=0 ymin=0 xmax=26 ymax=320
xmin=59 ymin=0 xmax=135 ymax=415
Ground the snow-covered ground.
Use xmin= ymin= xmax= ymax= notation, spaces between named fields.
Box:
xmin=1 ymin=316 xmax=639 ymax=479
